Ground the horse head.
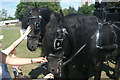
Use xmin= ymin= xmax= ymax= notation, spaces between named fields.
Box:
xmin=27 ymin=7 xmax=53 ymax=51
xmin=42 ymin=10 xmax=72 ymax=77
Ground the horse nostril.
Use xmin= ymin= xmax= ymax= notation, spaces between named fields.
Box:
xmin=51 ymin=68 xmax=55 ymax=72
xmin=31 ymin=46 xmax=34 ymax=49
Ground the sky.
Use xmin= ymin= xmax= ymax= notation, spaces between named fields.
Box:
xmin=0 ymin=0 xmax=87 ymax=17
xmin=1 ymin=0 xmax=112 ymax=18
xmin=0 ymin=1 xmax=19 ymax=17
xmin=0 ymin=0 xmax=119 ymax=17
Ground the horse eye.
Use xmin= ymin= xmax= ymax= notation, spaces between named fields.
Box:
xmin=57 ymin=59 xmax=61 ymax=61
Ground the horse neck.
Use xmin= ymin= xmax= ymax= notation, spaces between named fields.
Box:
xmin=64 ymin=15 xmax=98 ymax=52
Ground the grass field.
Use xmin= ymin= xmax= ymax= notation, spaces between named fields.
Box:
xmin=1 ymin=25 xmax=43 ymax=78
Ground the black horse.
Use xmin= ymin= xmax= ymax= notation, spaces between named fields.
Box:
xmin=41 ymin=10 xmax=120 ymax=80
xmin=22 ymin=7 xmax=54 ymax=78
xmin=26 ymin=7 xmax=53 ymax=51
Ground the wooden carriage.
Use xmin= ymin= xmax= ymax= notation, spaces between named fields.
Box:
xmin=94 ymin=2 xmax=120 ymax=27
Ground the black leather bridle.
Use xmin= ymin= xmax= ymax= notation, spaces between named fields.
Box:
xmin=27 ymin=9 xmax=45 ymax=46
xmin=47 ymin=27 xmax=86 ymax=77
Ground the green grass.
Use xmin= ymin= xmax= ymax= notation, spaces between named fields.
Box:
xmin=1 ymin=26 xmax=42 ymax=78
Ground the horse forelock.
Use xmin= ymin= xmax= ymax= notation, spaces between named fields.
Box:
xmin=37 ymin=8 xmax=53 ymax=22
xmin=26 ymin=7 xmax=54 ymax=51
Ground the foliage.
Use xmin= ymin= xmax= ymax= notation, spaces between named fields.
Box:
xmin=62 ymin=6 xmax=77 ymax=15
xmin=107 ymin=2 xmax=120 ymax=7
xmin=15 ymin=2 xmax=61 ymax=20
xmin=78 ymin=4 xmax=95 ymax=15
xmin=36 ymin=2 xmax=61 ymax=13
xmin=67 ymin=6 xmax=77 ymax=14
xmin=0 ymin=9 xmax=7 ymax=21
xmin=0 ymin=9 xmax=16 ymax=21
xmin=62 ymin=8 xmax=69 ymax=16
xmin=7 ymin=16 xmax=16 ymax=20
xmin=15 ymin=2 xmax=34 ymax=20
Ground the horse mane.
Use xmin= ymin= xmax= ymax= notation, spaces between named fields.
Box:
xmin=63 ymin=14 xmax=99 ymax=52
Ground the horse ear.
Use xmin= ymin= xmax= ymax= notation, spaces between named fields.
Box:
xmin=60 ymin=9 xmax=64 ymax=18
xmin=34 ymin=2 xmax=38 ymax=8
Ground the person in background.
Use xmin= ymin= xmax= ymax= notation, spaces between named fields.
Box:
xmin=11 ymin=49 xmax=23 ymax=78
xmin=0 ymin=26 xmax=54 ymax=80
xmin=20 ymin=28 xmax=27 ymax=39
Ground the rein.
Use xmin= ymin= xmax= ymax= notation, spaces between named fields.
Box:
xmin=63 ymin=44 xmax=86 ymax=66
xmin=112 ymin=23 xmax=120 ymax=31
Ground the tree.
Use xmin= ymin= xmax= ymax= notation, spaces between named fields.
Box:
xmin=62 ymin=6 xmax=77 ymax=16
xmin=78 ymin=4 xmax=95 ymax=15
xmin=15 ymin=2 xmax=34 ymax=20
xmin=62 ymin=8 xmax=69 ymax=16
xmin=15 ymin=2 xmax=61 ymax=20
xmin=0 ymin=9 xmax=7 ymax=21
xmin=36 ymin=2 xmax=61 ymax=13
xmin=7 ymin=15 xmax=16 ymax=20
xmin=68 ymin=6 xmax=77 ymax=14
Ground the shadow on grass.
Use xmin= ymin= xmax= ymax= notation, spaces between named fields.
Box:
xmin=28 ymin=63 xmax=120 ymax=80
xmin=28 ymin=66 xmax=49 ymax=79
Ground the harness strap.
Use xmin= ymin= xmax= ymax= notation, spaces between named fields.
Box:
xmin=63 ymin=44 xmax=86 ymax=66
xmin=96 ymin=21 xmax=118 ymax=49
xmin=112 ymin=23 xmax=120 ymax=31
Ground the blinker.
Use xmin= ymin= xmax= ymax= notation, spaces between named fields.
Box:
xmin=54 ymin=38 xmax=63 ymax=50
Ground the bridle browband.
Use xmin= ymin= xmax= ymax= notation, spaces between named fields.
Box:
xmin=28 ymin=15 xmax=42 ymax=19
